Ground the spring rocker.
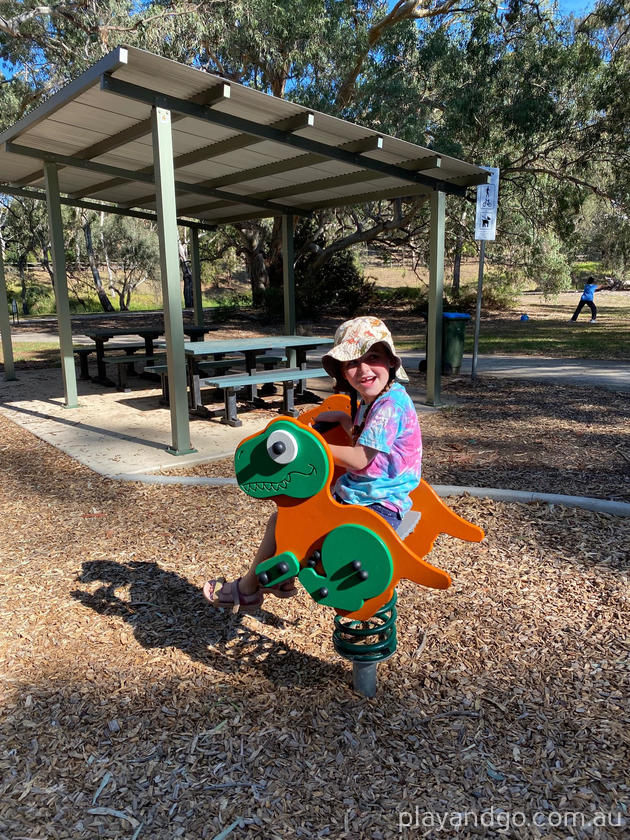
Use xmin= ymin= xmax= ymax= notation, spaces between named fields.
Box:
xmin=234 ymin=395 xmax=484 ymax=696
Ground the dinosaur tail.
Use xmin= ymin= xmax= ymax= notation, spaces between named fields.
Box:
xmin=404 ymin=480 xmax=484 ymax=558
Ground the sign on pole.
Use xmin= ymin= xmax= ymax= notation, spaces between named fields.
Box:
xmin=472 ymin=166 xmax=499 ymax=379
xmin=474 ymin=166 xmax=499 ymax=241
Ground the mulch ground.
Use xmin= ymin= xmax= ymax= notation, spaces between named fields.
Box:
xmin=1 ymin=379 xmax=629 ymax=838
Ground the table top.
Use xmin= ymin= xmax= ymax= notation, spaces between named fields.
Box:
xmin=86 ymin=324 xmax=209 ymax=341
xmin=86 ymin=327 xmax=165 ymax=339
xmin=181 ymin=335 xmax=333 ymax=356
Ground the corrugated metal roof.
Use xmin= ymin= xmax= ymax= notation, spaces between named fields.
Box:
xmin=0 ymin=46 xmax=489 ymax=224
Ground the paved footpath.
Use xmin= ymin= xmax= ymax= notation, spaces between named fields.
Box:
xmin=398 ymin=352 xmax=630 ymax=394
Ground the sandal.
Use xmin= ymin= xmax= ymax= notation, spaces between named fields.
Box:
xmin=266 ymin=578 xmax=298 ymax=599
xmin=203 ymin=577 xmax=264 ymax=614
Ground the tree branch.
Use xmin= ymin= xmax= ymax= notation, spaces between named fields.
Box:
xmin=0 ymin=3 xmax=87 ymax=38
xmin=335 ymin=0 xmax=466 ymax=108
xmin=308 ymin=199 xmax=428 ymax=273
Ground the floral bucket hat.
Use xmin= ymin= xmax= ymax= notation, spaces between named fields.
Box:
xmin=322 ymin=316 xmax=408 ymax=382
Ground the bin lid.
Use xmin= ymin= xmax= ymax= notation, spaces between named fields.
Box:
xmin=443 ymin=311 xmax=471 ymax=319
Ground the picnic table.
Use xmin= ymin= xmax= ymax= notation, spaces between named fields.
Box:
xmin=182 ymin=335 xmax=333 ymax=411
xmin=84 ymin=324 xmax=208 ymax=384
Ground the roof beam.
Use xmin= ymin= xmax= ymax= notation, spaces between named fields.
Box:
xmin=251 ymin=154 xmax=442 ymax=201
xmin=298 ymin=183 xmax=439 ymax=211
xmin=188 ymin=184 xmax=435 ymax=223
xmin=190 ymin=135 xmax=385 ymax=192
xmin=5 ymin=142 xmax=311 ymax=217
xmin=68 ymin=110 xmax=315 ymax=202
xmin=176 ymin=153 xmax=441 ymax=217
xmin=130 ymin=133 xmax=384 ymax=213
xmin=0 ymin=184 xmax=217 ymax=230
xmin=101 ymin=74 xmax=467 ymax=197
xmin=13 ymin=81 xmax=233 ymax=188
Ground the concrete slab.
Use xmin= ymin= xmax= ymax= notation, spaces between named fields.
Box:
xmin=0 ymin=368 xmax=334 ymax=478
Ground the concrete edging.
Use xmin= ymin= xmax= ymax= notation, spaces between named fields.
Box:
xmin=107 ymin=473 xmax=630 ymax=517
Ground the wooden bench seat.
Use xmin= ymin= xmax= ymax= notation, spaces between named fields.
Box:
xmin=198 ymin=367 xmax=328 ymax=426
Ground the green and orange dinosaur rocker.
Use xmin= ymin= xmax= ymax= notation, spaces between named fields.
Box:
xmin=235 ymin=395 xmax=484 ymax=621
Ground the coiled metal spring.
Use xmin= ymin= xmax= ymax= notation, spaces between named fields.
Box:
xmin=332 ymin=590 xmax=398 ymax=663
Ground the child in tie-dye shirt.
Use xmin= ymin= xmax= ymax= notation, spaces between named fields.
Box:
xmin=203 ymin=316 xmax=421 ymax=611
xmin=318 ymin=316 xmax=421 ymax=531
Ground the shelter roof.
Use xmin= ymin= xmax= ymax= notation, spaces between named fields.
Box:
xmin=0 ymin=46 xmax=488 ymax=225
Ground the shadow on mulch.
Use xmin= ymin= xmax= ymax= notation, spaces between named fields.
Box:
xmin=71 ymin=560 xmax=345 ymax=688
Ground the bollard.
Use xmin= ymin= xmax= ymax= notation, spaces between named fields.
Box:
xmin=332 ymin=591 xmax=398 ymax=697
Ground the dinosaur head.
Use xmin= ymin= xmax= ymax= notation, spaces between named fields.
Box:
xmin=235 ymin=418 xmax=331 ymax=500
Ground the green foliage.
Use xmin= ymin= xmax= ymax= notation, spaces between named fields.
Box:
xmin=1 ymin=0 xmax=628 ymax=312
xmin=529 ymin=232 xmax=572 ymax=297
xmin=99 ymin=216 xmax=159 ymax=310
xmin=297 ymin=249 xmax=376 ymax=319
xmin=212 ymin=292 xmax=252 ymax=322
xmin=373 ymin=286 xmax=425 ymax=305
xmin=480 ymin=272 xmax=524 ymax=310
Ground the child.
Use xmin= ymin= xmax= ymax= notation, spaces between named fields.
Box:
xmin=203 ymin=316 xmax=422 ymax=612
xmin=570 ymin=276 xmax=608 ymax=323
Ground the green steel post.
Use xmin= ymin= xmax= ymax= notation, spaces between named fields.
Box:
xmin=44 ymin=161 xmax=78 ymax=407
xmin=152 ymin=106 xmax=195 ymax=455
xmin=426 ymin=190 xmax=445 ymax=406
xmin=190 ymin=227 xmax=204 ymax=329
xmin=282 ymin=214 xmax=296 ymax=348
xmin=0 ymin=247 xmax=17 ymax=380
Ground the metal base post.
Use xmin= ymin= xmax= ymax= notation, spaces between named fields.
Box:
xmin=352 ymin=661 xmax=378 ymax=698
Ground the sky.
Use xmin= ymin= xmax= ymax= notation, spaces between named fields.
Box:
xmin=555 ymin=0 xmax=595 ymax=14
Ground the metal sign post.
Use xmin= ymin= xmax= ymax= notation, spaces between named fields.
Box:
xmin=471 ymin=166 xmax=499 ymax=381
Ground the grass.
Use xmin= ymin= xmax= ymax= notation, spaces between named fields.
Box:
xmin=0 ymin=341 xmax=61 ymax=368
xmin=469 ymin=318 xmax=630 ymax=360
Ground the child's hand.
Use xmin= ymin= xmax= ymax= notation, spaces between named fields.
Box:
xmin=312 ymin=410 xmax=353 ymax=436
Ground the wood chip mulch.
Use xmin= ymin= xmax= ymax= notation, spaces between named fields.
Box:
xmin=1 ymin=407 xmax=629 ymax=839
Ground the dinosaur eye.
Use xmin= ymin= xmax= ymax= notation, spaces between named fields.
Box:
xmin=266 ymin=429 xmax=298 ymax=464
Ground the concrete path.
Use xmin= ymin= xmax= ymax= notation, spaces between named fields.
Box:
xmin=398 ymin=352 xmax=629 ymax=393
xmin=458 ymin=353 xmax=629 ymax=393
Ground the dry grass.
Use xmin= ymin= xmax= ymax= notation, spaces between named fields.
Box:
xmin=1 ymin=409 xmax=629 ymax=839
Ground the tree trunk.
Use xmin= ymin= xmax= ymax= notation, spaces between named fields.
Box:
xmin=452 ymin=238 xmax=462 ymax=294
xmin=247 ymin=249 xmax=268 ymax=306
xmin=99 ymin=212 xmax=115 ymax=291
xmin=452 ymin=204 xmax=468 ymax=294
xmin=83 ymin=221 xmax=115 ymax=312
xmin=41 ymin=246 xmax=54 ymax=284
xmin=178 ymin=234 xmax=193 ymax=308
xmin=18 ymin=255 xmax=29 ymax=315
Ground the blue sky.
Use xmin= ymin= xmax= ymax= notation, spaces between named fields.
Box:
xmin=556 ymin=0 xmax=595 ymax=14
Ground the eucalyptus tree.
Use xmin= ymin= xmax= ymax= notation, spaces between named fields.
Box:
xmin=1 ymin=0 xmax=627 ymax=309
xmin=100 ymin=215 xmax=159 ymax=310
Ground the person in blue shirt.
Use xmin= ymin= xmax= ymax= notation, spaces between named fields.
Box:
xmin=570 ymin=276 xmax=608 ymax=323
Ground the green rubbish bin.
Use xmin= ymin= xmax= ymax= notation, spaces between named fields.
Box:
xmin=419 ymin=311 xmax=471 ymax=375
xmin=442 ymin=311 xmax=471 ymax=374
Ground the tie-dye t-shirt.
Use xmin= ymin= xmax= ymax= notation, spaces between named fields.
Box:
xmin=333 ymin=382 xmax=422 ymax=514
